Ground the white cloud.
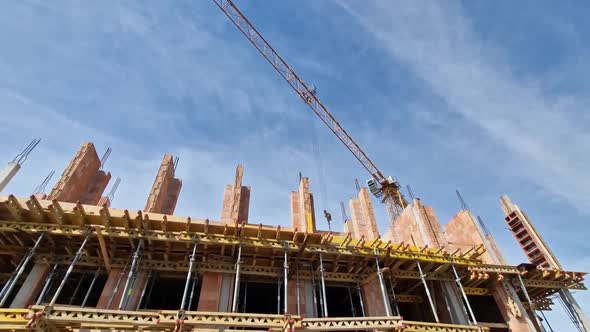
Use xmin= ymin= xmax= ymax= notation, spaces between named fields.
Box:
xmin=336 ymin=1 xmax=590 ymax=214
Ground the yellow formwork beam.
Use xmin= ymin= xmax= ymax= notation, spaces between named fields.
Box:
xmin=22 ymin=306 xmax=489 ymax=332
xmin=0 ymin=220 xmax=483 ymax=266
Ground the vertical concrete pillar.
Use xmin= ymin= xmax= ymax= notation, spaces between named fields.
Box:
xmin=96 ymin=268 xmax=124 ymax=309
xmin=290 ymin=176 xmax=316 ymax=233
xmin=287 ymin=274 xmax=305 ymax=315
xmin=197 ymin=272 xmax=224 ymax=311
xmin=221 ymin=165 xmax=250 ymax=225
xmin=361 ymin=278 xmax=387 ymax=316
xmin=445 ymin=209 xmax=536 ymax=331
xmin=144 ymin=154 xmax=182 ymax=215
xmin=382 ymin=200 xmax=468 ymax=324
xmin=386 ymin=199 xmax=444 ymax=247
xmin=0 ymin=162 xmax=21 ymax=192
xmin=81 ymin=170 xmax=111 ymax=205
xmin=348 ymin=187 xmax=380 ymax=240
xmin=96 ymin=268 xmax=148 ymax=310
xmin=48 ymin=142 xmax=111 ymax=204
xmin=10 ymin=262 xmax=50 ymax=308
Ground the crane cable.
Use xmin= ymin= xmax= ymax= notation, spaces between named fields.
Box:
xmin=308 ymin=111 xmax=329 ymax=221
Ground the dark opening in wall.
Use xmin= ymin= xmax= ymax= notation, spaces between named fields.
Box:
xmin=238 ymin=281 xmax=278 ymax=314
xmin=0 ymin=280 xmax=21 ymax=307
xmin=49 ymin=271 xmax=107 ymax=307
xmin=398 ymin=302 xmax=430 ymax=321
xmin=323 ymin=285 xmax=361 ymax=317
xmin=468 ymin=295 xmax=506 ymax=324
xmin=143 ymin=275 xmax=198 ymax=310
xmin=0 ymin=257 xmax=34 ymax=307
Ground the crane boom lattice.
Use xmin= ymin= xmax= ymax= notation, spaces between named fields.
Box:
xmin=212 ymin=0 xmax=407 ymax=220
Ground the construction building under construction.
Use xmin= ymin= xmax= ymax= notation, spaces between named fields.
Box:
xmin=0 ymin=1 xmax=588 ymax=331
xmin=0 ymin=140 xmax=587 ymax=332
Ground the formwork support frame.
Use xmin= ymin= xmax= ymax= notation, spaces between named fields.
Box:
xmin=107 ymin=258 xmax=130 ymax=309
xmin=417 ymin=260 xmax=440 ymax=323
xmin=375 ymin=250 xmax=392 ymax=317
xmin=36 ymin=263 xmax=59 ymax=305
xmin=388 ymin=274 xmax=401 ymax=316
xmin=68 ymin=274 xmax=85 ymax=305
xmin=356 ymin=282 xmax=366 ymax=317
xmin=180 ymin=242 xmax=198 ymax=311
xmin=319 ymin=254 xmax=328 ymax=318
xmin=0 ymin=233 xmax=45 ymax=307
xmin=451 ymin=264 xmax=478 ymax=326
xmin=296 ymin=265 xmax=301 ymax=315
xmin=136 ymin=270 xmax=152 ymax=310
xmin=81 ymin=268 xmax=101 ymax=307
xmin=231 ymin=244 xmax=242 ymax=313
xmin=283 ymin=242 xmax=289 ymax=315
xmin=187 ymin=274 xmax=198 ymax=311
xmin=119 ymin=239 xmax=143 ymax=310
xmin=49 ymin=230 xmax=92 ymax=307
xmin=517 ymin=274 xmax=543 ymax=332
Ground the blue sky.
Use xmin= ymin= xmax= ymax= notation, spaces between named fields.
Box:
xmin=0 ymin=1 xmax=588 ymax=327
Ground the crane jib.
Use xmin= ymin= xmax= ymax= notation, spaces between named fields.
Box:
xmin=212 ymin=0 xmax=407 ymax=218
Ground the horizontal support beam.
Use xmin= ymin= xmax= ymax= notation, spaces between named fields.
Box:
xmin=463 ymin=287 xmax=490 ymax=296
xmin=0 ymin=220 xmax=481 ymax=266
xmin=19 ymin=306 xmax=489 ymax=332
xmin=36 ymin=254 xmax=362 ymax=282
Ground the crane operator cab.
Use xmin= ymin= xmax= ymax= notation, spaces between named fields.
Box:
xmin=368 ymin=176 xmax=397 ymax=198
xmin=367 ymin=178 xmax=382 ymax=197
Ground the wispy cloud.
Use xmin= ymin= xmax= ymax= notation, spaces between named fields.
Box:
xmin=337 ymin=1 xmax=590 ymax=214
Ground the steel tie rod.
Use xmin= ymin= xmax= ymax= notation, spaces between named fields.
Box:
xmin=180 ymin=242 xmax=198 ymax=311
xmin=49 ymin=230 xmax=92 ymax=308
xmin=0 ymin=233 xmax=46 ymax=307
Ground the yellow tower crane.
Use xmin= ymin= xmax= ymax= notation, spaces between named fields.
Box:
xmin=212 ymin=0 xmax=408 ymax=223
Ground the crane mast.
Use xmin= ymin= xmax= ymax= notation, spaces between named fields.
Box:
xmin=212 ymin=0 xmax=408 ymax=221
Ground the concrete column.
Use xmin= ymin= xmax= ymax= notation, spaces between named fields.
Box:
xmin=96 ymin=268 xmax=148 ymax=310
xmin=221 ymin=165 xmax=250 ymax=225
xmin=288 ymin=271 xmax=305 ymax=315
xmin=361 ymin=278 xmax=387 ymax=316
xmin=144 ymin=154 xmax=182 ymax=215
xmin=10 ymin=262 xmax=50 ymax=308
xmin=445 ymin=209 xmax=536 ymax=331
xmin=48 ymin=142 xmax=111 ymax=203
xmin=0 ymin=162 xmax=21 ymax=192
xmin=197 ymin=272 xmax=224 ymax=311
xmin=290 ymin=176 xmax=316 ymax=232
xmin=81 ymin=170 xmax=111 ymax=205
